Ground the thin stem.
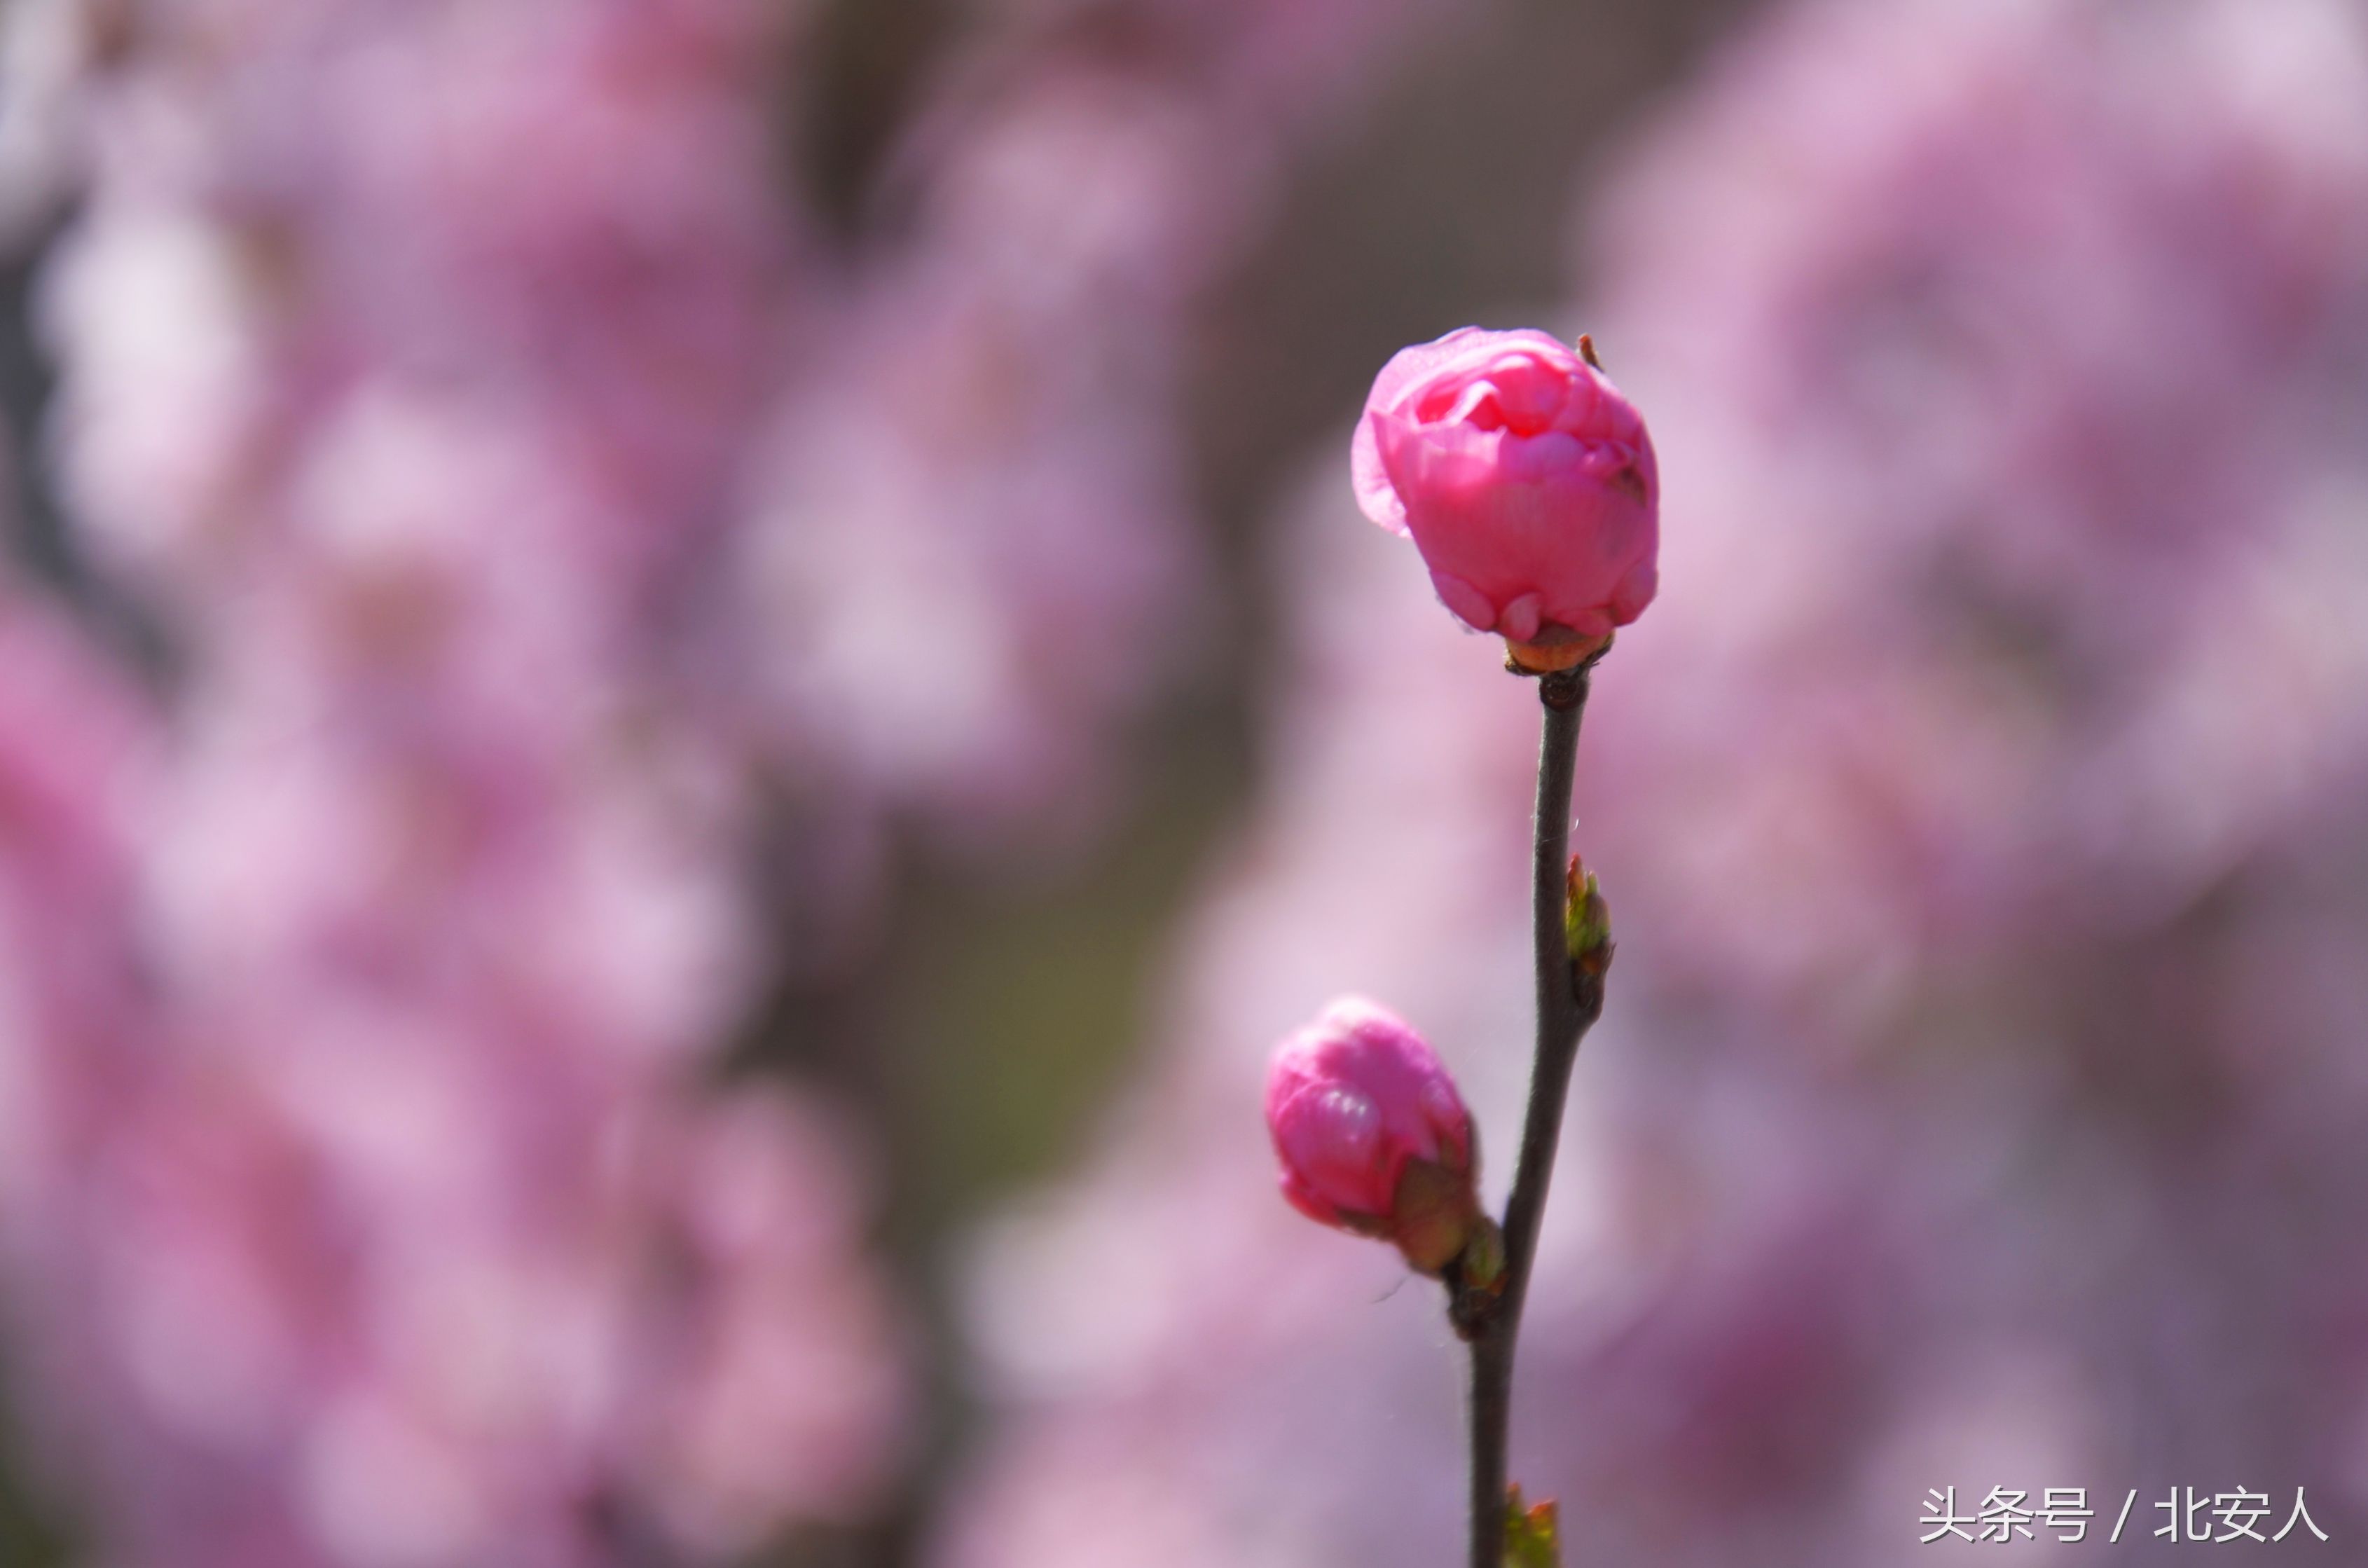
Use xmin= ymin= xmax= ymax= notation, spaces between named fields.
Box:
xmin=1467 ymin=663 xmax=1604 ymax=1568
xmin=1468 ymin=1312 xmax=1515 ymax=1568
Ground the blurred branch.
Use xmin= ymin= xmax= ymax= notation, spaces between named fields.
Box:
xmin=797 ymin=0 xmax=953 ymax=236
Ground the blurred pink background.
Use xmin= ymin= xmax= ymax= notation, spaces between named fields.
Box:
xmin=0 ymin=0 xmax=2364 ymax=1564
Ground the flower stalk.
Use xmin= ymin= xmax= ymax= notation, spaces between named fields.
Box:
xmin=1464 ymin=656 xmax=1606 ymax=1568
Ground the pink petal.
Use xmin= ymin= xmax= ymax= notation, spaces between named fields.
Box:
xmin=1611 ymin=557 xmax=1659 ymax=624
xmin=1351 ymin=406 xmax=1412 ymax=533
xmin=1499 ymin=592 xmax=1544 ymax=642
xmin=1428 ymin=570 xmax=1499 ymax=632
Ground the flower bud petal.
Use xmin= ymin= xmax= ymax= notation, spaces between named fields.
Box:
xmin=1354 ymin=326 xmax=1658 ymax=649
xmin=1263 ymin=998 xmax=1480 ymax=1274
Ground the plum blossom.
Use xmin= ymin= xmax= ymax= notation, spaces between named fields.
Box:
xmin=1354 ymin=327 xmax=1658 ymax=666
xmin=1265 ymin=998 xmax=1480 ymax=1274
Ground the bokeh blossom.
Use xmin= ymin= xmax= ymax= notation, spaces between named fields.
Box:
xmin=4 ymin=4 xmax=913 ymax=1561
xmin=0 ymin=0 xmax=1471 ymax=1562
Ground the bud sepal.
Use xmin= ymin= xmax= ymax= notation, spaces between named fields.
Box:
xmin=1564 ymin=854 xmax=1613 ymax=986
xmin=1504 ymin=1487 xmax=1561 ymax=1568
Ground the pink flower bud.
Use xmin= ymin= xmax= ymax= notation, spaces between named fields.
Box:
xmin=1351 ymin=326 xmax=1658 ymax=668
xmin=1264 ymin=997 xmax=1480 ymax=1275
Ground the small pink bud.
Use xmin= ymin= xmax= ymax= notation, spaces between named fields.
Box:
xmin=1351 ymin=326 xmax=1658 ymax=668
xmin=1264 ymin=997 xmax=1480 ymax=1275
